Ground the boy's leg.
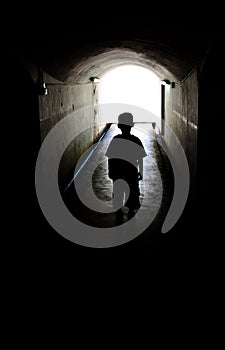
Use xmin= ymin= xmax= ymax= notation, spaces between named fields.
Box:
xmin=112 ymin=180 xmax=125 ymax=210
xmin=113 ymin=180 xmax=125 ymax=224
xmin=125 ymin=181 xmax=140 ymax=219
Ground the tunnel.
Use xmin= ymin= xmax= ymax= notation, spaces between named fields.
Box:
xmin=6 ymin=11 xmax=223 ymax=269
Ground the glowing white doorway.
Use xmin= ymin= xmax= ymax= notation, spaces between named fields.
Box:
xmin=97 ymin=65 xmax=161 ymax=128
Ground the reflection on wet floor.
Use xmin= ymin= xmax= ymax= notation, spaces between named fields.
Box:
xmin=63 ymin=123 xmax=174 ymax=231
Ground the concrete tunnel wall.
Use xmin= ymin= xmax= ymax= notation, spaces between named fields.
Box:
xmin=164 ymin=70 xmax=198 ymax=195
xmin=38 ymin=72 xmax=106 ymax=190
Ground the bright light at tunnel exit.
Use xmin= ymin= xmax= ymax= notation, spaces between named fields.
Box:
xmin=98 ymin=65 xmax=161 ymax=120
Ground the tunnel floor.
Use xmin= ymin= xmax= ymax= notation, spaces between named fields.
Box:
xmin=62 ymin=123 xmax=174 ymax=236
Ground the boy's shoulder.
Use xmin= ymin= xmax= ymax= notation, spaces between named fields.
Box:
xmin=130 ymin=134 xmax=143 ymax=146
xmin=131 ymin=134 xmax=142 ymax=141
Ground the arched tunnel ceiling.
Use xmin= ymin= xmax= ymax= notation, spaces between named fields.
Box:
xmin=35 ymin=34 xmax=211 ymax=84
xmin=8 ymin=11 xmax=219 ymax=84
xmin=40 ymin=40 xmax=203 ymax=83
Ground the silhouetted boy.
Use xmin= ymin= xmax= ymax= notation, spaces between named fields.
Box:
xmin=105 ymin=113 xmax=147 ymax=223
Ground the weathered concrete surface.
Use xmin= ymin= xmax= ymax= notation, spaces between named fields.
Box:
xmin=39 ymin=72 xmax=94 ymax=140
xmin=39 ymin=71 xmax=106 ymax=188
xmin=164 ymin=70 xmax=198 ymax=195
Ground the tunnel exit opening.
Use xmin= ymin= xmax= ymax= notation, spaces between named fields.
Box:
xmin=96 ymin=65 xmax=161 ymax=132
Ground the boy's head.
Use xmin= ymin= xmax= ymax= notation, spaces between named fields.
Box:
xmin=118 ymin=113 xmax=134 ymax=133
